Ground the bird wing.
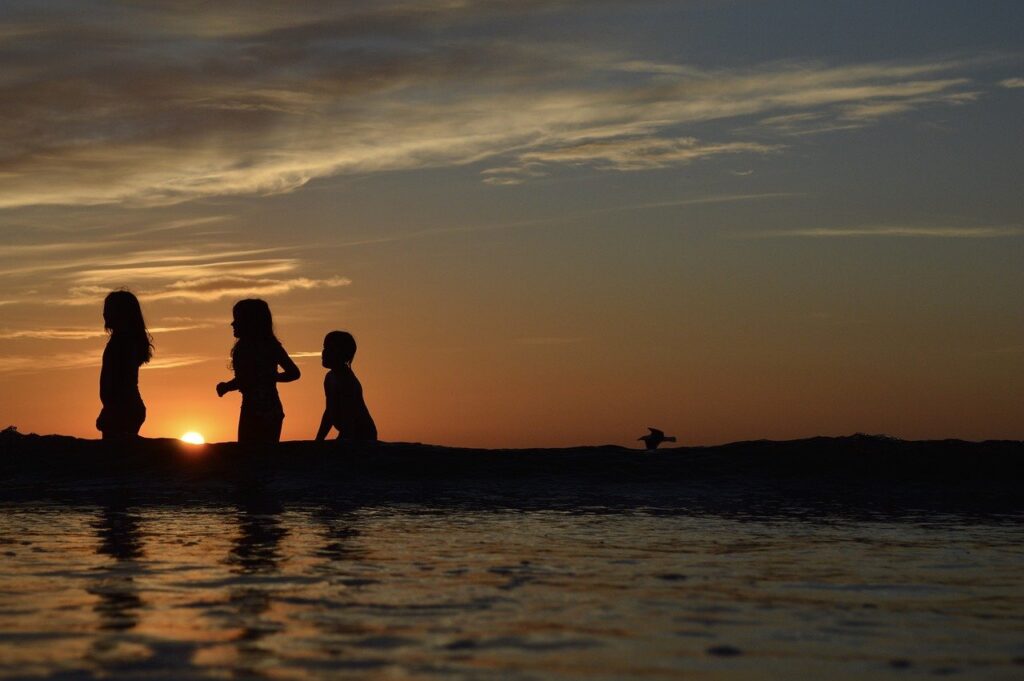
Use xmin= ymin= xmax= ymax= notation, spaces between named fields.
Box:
xmin=647 ymin=427 xmax=664 ymax=437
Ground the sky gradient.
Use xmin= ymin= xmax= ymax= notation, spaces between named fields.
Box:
xmin=1 ymin=1 xmax=1022 ymax=446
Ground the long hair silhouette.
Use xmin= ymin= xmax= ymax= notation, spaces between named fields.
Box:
xmin=230 ymin=298 xmax=277 ymax=370
xmin=97 ymin=290 xmax=151 ymax=439
xmin=103 ymin=290 xmax=153 ymax=365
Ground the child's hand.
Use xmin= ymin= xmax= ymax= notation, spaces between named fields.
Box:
xmin=216 ymin=382 xmax=229 ymax=397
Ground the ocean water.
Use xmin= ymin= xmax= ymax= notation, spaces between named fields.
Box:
xmin=0 ymin=501 xmax=1022 ymax=680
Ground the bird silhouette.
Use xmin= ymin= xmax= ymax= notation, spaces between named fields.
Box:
xmin=638 ymin=427 xmax=676 ymax=450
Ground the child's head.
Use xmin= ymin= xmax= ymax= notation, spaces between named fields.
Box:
xmin=103 ymin=290 xmax=145 ymax=333
xmin=103 ymin=289 xmax=153 ymax=363
xmin=231 ymin=298 xmax=274 ymax=340
xmin=322 ymin=331 xmax=356 ymax=369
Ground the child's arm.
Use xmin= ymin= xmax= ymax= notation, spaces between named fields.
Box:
xmin=276 ymin=345 xmax=301 ymax=383
xmin=315 ymin=410 xmax=332 ymax=441
xmin=216 ymin=378 xmax=238 ymax=397
xmin=315 ymin=373 xmax=335 ymax=440
xmin=99 ymin=345 xmax=115 ymax=404
xmin=217 ymin=347 xmax=245 ymax=396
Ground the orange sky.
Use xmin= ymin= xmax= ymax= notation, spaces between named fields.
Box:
xmin=1 ymin=2 xmax=1022 ymax=446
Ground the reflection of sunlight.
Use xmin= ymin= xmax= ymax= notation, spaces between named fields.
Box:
xmin=180 ymin=431 xmax=205 ymax=445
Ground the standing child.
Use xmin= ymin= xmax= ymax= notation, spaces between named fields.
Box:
xmin=315 ymin=331 xmax=377 ymax=442
xmin=97 ymin=290 xmax=153 ymax=439
xmin=216 ymin=299 xmax=300 ymax=443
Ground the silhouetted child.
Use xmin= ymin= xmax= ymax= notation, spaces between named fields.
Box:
xmin=97 ymin=290 xmax=152 ymax=440
xmin=216 ymin=299 xmax=300 ymax=444
xmin=315 ymin=331 xmax=377 ymax=442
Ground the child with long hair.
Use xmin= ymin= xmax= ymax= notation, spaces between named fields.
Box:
xmin=216 ymin=299 xmax=300 ymax=443
xmin=97 ymin=290 xmax=153 ymax=439
xmin=315 ymin=330 xmax=377 ymax=442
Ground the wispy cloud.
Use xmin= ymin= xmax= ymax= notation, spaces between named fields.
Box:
xmin=0 ymin=351 xmax=211 ymax=374
xmin=146 ymin=355 xmax=217 ymax=370
xmin=63 ymin=276 xmax=351 ymax=305
xmin=484 ymin=138 xmax=780 ymax=184
xmin=2 ymin=241 xmax=123 ymax=257
xmin=0 ymin=232 xmax=350 ymax=306
xmin=745 ymin=225 xmax=1024 ymax=239
xmin=756 ymin=80 xmax=982 ymax=134
xmin=604 ymin=192 xmax=805 ymax=213
xmin=0 ymin=352 xmax=103 ymax=373
xmin=143 ymin=276 xmax=351 ymax=303
xmin=999 ymin=77 xmax=1024 ymax=89
xmin=838 ymin=89 xmax=980 ymax=121
xmin=0 ymin=323 xmax=213 ymax=341
xmin=100 ymin=215 xmax=236 ymax=239
xmin=0 ymin=329 xmax=105 ymax=341
xmin=70 ymin=257 xmax=298 ymax=285
xmin=0 ymin=1 xmax=1000 ymax=206
xmin=0 ymin=243 xmax=285 ymax=279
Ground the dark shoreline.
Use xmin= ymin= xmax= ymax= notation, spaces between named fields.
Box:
xmin=2 ymin=431 xmax=1022 ymax=515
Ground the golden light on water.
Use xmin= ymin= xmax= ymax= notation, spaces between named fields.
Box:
xmin=180 ymin=431 xmax=205 ymax=445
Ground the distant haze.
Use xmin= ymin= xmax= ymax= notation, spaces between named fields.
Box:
xmin=1 ymin=1 xmax=1022 ymax=446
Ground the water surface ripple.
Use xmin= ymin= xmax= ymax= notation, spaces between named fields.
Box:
xmin=0 ymin=503 xmax=1021 ymax=679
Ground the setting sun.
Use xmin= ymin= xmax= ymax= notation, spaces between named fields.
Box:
xmin=180 ymin=431 xmax=205 ymax=445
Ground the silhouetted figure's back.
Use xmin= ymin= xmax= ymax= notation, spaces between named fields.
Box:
xmin=96 ymin=290 xmax=153 ymax=440
xmin=316 ymin=331 xmax=377 ymax=442
xmin=639 ymin=427 xmax=676 ymax=450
